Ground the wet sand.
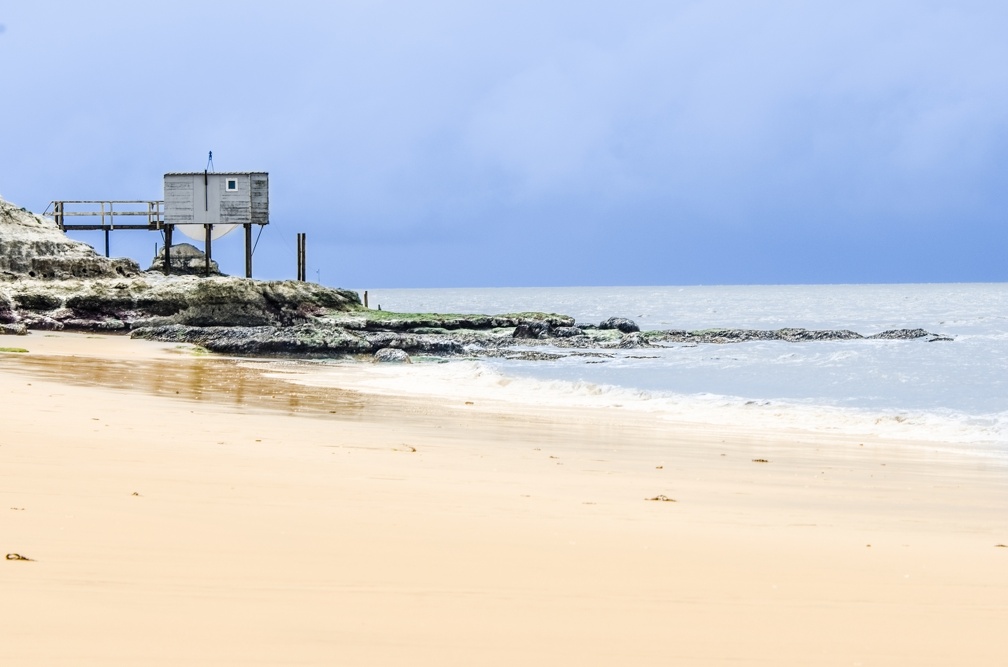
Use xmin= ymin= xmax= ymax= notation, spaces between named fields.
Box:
xmin=2 ymin=332 xmax=1006 ymax=666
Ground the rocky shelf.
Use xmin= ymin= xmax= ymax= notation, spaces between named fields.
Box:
xmin=1 ymin=195 xmax=949 ymax=361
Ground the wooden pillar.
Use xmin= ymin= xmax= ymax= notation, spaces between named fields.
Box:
xmin=104 ymin=229 xmax=110 ymax=258
xmin=296 ymin=233 xmax=306 ymax=281
xmin=244 ymin=223 xmax=253 ymax=279
xmin=163 ymin=225 xmax=173 ymax=274
xmin=204 ymin=224 xmax=212 ymax=277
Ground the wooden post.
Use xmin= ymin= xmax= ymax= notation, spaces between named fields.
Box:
xmin=204 ymin=224 xmax=212 ymax=277
xmin=104 ymin=229 xmax=110 ymax=258
xmin=163 ymin=225 xmax=173 ymax=274
xmin=363 ymin=291 xmax=369 ymax=308
xmin=296 ymin=233 xmax=306 ymax=281
xmin=244 ymin=223 xmax=253 ymax=279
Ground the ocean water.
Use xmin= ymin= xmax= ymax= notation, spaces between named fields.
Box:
xmin=354 ymin=284 xmax=1008 ymax=455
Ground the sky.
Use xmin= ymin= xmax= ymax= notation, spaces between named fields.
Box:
xmin=1 ymin=1 xmax=1006 ymax=287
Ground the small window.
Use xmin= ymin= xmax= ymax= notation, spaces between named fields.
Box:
xmin=226 ymin=178 xmax=238 ymax=191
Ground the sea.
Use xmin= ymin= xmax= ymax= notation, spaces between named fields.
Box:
xmin=342 ymin=283 xmax=1007 ymax=458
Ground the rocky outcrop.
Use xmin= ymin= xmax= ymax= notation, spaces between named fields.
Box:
xmin=373 ymin=348 xmax=412 ymax=363
xmin=0 ymin=197 xmax=139 ymax=280
xmin=867 ymin=328 xmax=931 ymax=340
xmin=148 ymin=242 xmax=222 ymax=276
xmin=126 ymin=317 xmax=946 ymax=357
xmin=643 ymin=327 xmax=867 ymax=344
xmin=512 ymin=321 xmax=553 ymax=339
xmin=1 ymin=322 xmax=27 ymax=335
xmin=130 ymin=323 xmax=465 ymax=356
xmin=2 ymin=274 xmax=362 ymax=332
xmin=599 ymin=317 xmax=640 ymax=333
xmin=0 ymin=195 xmax=362 ymax=332
xmin=0 ymin=194 xmax=949 ymax=353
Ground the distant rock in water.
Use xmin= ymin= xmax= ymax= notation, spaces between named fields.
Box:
xmin=599 ymin=317 xmax=640 ymax=334
xmin=0 ymin=195 xmax=139 ymax=280
xmin=149 ymin=243 xmax=222 ymax=276
xmin=552 ymin=325 xmax=584 ymax=338
xmin=512 ymin=321 xmax=552 ymax=339
xmin=869 ymin=329 xmax=931 ymax=340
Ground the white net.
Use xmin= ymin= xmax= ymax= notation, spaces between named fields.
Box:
xmin=174 ymin=224 xmax=239 ymax=241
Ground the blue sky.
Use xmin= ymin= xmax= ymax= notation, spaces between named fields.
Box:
xmin=1 ymin=1 xmax=1006 ymax=287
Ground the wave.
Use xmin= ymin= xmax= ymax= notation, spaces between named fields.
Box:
xmin=260 ymin=357 xmax=1008 ymax=458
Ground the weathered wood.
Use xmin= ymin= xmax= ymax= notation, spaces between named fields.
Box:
xmin=49 ymin=200 xmax=164 ymax=230
xmin=56 ymin=224 xmax=158 ymax=231
xmin=163 ymin=224 xmax=173 ymax=274
xmin=296 ymin=232 xmax=306 ymax=281
xmin=163 ymin=173 xmax=268 ymax=226
xmin=204 ymin=224 xmax=212 ymax=277
xmin=244 ymin=224 xmax=252 ymax=279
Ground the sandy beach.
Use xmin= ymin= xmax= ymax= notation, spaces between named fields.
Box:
xmin=2 ymin=332 xmax=1006 ymax=666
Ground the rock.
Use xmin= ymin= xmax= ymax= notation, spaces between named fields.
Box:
xmin=361 ymin=330 xmax=464 ymax=355
xmin=869 ymin=328 xmax=932 ymax=340
xmin=1 ymin=322 xmax=27 ymax=335
xmin=645 ymin=327 xmax=873 ymax=344
xmin=0 ymin=196 xmax=139 ymax=280
xmin=13 ymin=291 xmax=62 ymax=311
xmin=599 ymin=317 xmax=640 ymax=333
xmin=512 ymin=321 xmax=551 ymax=339
xmin=617 ymin=332 xmax=650 ymax=348
xmin=373 ymin=348 xmax=411 ymax=363
xmin=1 ymin=274 xmax=363 ymax=331
xmin=498 ymin=350 xmax=565 ymax=361
xmin=149 ymin=242 xmax=223 ymax=276
xmin=552 ymin=326 xmax=583 ymax=338
xmin=351 ymin=312 xmax=574 ymax=332
xmin=0 ymin=292 xmax=14 ymax=323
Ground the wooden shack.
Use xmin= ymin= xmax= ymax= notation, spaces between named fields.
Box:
xmin=163 ymin=171 xmax=269 ymax=276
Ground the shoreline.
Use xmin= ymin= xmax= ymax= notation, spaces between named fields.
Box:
xmin=3 ymin=332 xmax=1007 ymax=665
xmin=254 ymin=355 xmax=1008 ymax=458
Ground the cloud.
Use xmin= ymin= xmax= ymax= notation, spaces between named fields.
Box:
xmin=2 ymin=1 xmax=1006 ymax=285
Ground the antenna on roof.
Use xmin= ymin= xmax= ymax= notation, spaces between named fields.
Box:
xmin=206 ymin=150 xmax=214 ymax=173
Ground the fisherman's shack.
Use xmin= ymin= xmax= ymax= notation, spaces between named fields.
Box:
xmin=163 ymin=171 xmax=269 ymax=276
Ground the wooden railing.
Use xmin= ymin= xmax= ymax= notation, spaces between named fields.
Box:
xmin=47 ymin=200 xmax=164 ymax=231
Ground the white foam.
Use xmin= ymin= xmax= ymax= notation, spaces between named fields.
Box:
xmin=259 ymin=358 xmax=1008 ymax=457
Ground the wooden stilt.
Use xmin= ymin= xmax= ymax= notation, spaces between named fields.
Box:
xmin=205 ymin=224 xmax=212 ymax=277
xmin=244 ymin=224 xmax=253 ymax=278
xmin=163 ymin=225 xmax=173 ymax=274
